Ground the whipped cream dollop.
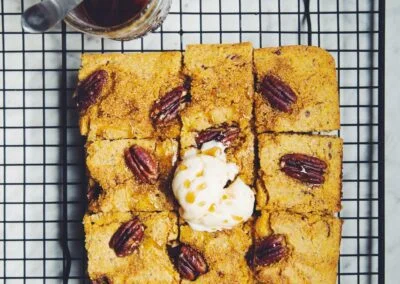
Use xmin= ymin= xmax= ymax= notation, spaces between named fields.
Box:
xmin=172 ymin=141 xmax=255 ymax=232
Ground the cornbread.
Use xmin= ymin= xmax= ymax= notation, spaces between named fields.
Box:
xmin=179 ymin=222 xmax=254 ymax=284
xmin=77 ymin=52 xmax=184 ymax=141
xmin=86 ymin=138 xmax=178 ymax=212
xmin=84 ymin=211 xmax=179 ymax=283
xmin=181 ymin=43 xmax=255 ymax=185
xmin=257 ymin=133 xmax=343 ymax=213
xmin=253 ymin=210 xmax=342 ymax=284
xmin=254 ymin=46 xmax=340 ymax=133
xmin=75 ymin=44 xmax=343 ymax=284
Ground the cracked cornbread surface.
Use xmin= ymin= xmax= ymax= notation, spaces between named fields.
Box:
xmin=254 ymin=46 xmax=340 ymax=133
xmin=254 ymin=210 xmax=342 ymax=284
xmin=181 ymin=43 xmax=255 ymax=185
xmin=84 ymin=211 xmax=179 ymax=283
xmin=77 ymin=52 xmax=184 ymax=141
xmin=86 ymin=138 xmax=178 ymax=212
xmin=257 ymin=133 xmax=343 ymax=213
xmin=76 ymin=44 xmax=343 ymax=283
xmin=179 ymin=222 xmax=254 ymax=284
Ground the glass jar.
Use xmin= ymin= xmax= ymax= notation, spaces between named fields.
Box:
xmin=64 ymin=0 xmax=171 ymax=41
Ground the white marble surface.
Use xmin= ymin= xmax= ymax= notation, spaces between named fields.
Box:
xmin=384 ymin=0 xmax=400 ymax=281
xmin=0 ymin=0 xmax=397 ymax=282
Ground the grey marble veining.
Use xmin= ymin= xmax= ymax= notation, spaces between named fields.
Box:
xmin=0 ymin=0 xmax=395 ymax=282
xmin=384 ymin=0 xmax=400 ymax=282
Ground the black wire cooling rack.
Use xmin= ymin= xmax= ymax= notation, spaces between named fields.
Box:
xmin=0 ymin=0 xmax=385 ymax=283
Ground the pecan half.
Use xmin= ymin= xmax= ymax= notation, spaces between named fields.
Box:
xmin=177 ymin=245 xmax=208 ymax=281
xmin=195 ymin=123 xmax=240 ymax=148
xmin=150 ymin=86 xmax=191 ymax=126
xmin=254 ymin=234 xmax=288 ymax=266
xmin=75 ymin=70 xmax=108 ymax=112
xmin=260 ymin=75 xmax=297 ymax=112
xmin=280 ymin=153 xmax=327 ymax=185
xmin=124 ymin=145 xmax=159 ymax=184
xmin=109 ymin=217 xmax=145 ymax=257
xmin=91 ymin=275 xmax=112 ymax=284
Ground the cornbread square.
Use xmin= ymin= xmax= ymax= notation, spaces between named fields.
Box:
xmin=84 ymin=211 xmax=179 ymax=283
xmin=179 ymin=223 xmax=254 ymax=284
xmin=181 ymin=43 xmax=255 ymax=185
xmin=253 ymin=210 xmax=342 ymax=284
xmin=182 ymin=42 xmax=254 ymax=128
xmin=254 ymin=46 xmax=340 ymax=133
xmin=86 ymin=138 xmax=178 ymax=212
xmin=257 ymin=133 xmax=343 ymax=213
xmin=77 ymin=52 xmax=184 ymax=141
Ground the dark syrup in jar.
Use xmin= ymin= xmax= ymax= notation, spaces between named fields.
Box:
xmin=83 ymin=0 xmax=150 ymax=27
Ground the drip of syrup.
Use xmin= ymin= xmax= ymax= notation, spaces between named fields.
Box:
xmin=83 ymin=0 xmax=150 ymax=27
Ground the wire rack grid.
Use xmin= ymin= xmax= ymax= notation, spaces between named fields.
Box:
xmin=0 ymin=0 xmax=385 ymax=283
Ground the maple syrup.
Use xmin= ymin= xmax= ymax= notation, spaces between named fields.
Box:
xmin=83 ymin=0 xmax=150 ymax=27
xmin=65 ymin=0 xmax=171 ymax=40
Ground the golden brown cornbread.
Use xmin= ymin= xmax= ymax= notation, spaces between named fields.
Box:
xmin=86 ymin=138 xmax=178 ymax=212
xmin=254 ymin=46 xmax=340 ymax=133
xmin=257 ymin=133 xmax=343 ymax=213
xmin=179 ymin=222 xmax=254 ymax=284
xmin=77 ymin=44 xmax=343 ymax=282
xmin=181 ymin=42 xmax=255 ymax=185
xmin=84 ymin=211 xmax=179 ymax=283
xmin=254 ymin=210 xmax=342 ymax=284
xmin=77 ymin=52 xmax=183 ymax=141
xmin=182 ymin=42 xmax=254 ymax=128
